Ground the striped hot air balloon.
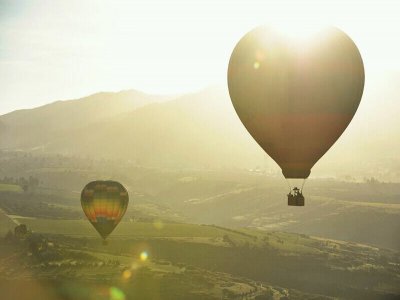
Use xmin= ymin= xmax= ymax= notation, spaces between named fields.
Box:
xmin=81 ymin=180 xmax=129 ymax=241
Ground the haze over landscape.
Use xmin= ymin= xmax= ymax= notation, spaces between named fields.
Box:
xmin=1 ymin=1 xmax=400 ymax=299
xmin=1 ymin=70 xmax=400 ymax=181
xmin=1 ymin=80 xmax=400 ymax=299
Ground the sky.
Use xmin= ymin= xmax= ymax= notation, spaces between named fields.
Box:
xmin=0 ymin=0 xmax=399 ymax=114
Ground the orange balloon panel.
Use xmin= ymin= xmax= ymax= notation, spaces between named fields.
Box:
xmin=228 ymin=27 xmax=364 ymax=178
xmin=81 ymin=181 xmax=129 ymax=239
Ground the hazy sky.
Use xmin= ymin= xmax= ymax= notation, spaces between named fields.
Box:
xmin=0 ymin=0 xmax=399 ymax=113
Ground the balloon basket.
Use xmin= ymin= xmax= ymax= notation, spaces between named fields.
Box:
xmin=288 ymin=194 xmax=305 ymax=206
xmin=102 ymin=239 xmax=109 ymax=246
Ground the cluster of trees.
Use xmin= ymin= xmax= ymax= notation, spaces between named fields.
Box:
xmin=1 ymin=175 xmax=40 ymax=192
xmin=364 ymin=177 xmax=381 ymax=185
xmin=4 ymin=224 xmax=32 ymax=242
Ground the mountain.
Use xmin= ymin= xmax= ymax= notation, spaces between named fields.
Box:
xmin=1 ymin=72 xmax=400 ymax=179
xmin=0 ymin=86 xmax=265 ymax=169
xmin=0 ymin=90 xmax=172 ymax=150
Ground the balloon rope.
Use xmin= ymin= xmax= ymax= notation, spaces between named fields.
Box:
xmin=301 ymin=179 xmax=306 ymax=192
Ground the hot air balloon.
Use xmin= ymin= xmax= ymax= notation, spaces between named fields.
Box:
xmin=227 ymin=26 xmax=364 ymax=206
xmin=81 ymin=180 xmax=129 ymax=241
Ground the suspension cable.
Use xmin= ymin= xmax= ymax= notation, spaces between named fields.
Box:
xmin=300 ymin=179 xmax=306 ymax=192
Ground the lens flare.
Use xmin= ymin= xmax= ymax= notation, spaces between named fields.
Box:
xmin=140 ymin=251 xmax=148 ymax=261
xmin=121 ymin=269 xmax=132 ymax=280
xmin=109 ymin=287 xmax=125 ymax=300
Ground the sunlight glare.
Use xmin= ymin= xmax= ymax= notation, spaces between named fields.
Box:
xmin=140 ymin=251 xmax=148 ymax=261
xmin=109 ymin=287 xmax=125 ymax=300
xmin=121 ymin=270 xmax=132 ymax=280
xmin=253 ymin=61 xmax=260 ymax=69
xmin=273 ymin=22 xmax=326 ymax=42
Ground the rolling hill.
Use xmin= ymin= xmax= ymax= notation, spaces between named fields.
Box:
xmin=1 ymin=218 xmax=399 ymax=299
xmin=0 ymin=86 xmax=264 ymax=169
xmin=0 ymin=90 xmax=172 ymax=151
xmin=1 ymin=72 xmax=400 ymax=179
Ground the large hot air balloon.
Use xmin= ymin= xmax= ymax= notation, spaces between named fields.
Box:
xmin=227 ymin=26 xmax=364 ymax=206
xmin=81 ymin=180 xmax=129 ymax=241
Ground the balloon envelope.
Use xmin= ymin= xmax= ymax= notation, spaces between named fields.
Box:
xmin=228 ymin=26 xmax=364 ymax=178
xmin=81 ymin=180 xmax=129 ymax=239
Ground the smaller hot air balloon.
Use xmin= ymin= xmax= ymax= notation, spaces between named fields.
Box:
xmin=81 ymin=180 xmax=129 ymax=242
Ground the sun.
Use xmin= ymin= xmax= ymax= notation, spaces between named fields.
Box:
xmin=272 ymin=21 xmax=327 ymax=42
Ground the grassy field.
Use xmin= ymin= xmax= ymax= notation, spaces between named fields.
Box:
xmin=12 ymin=218 xmax=229 ymax=238
xmin=1 ymin=216 xmax=399 ymax=299
xmin=9 ymin=217 xmax=393 ymax=258
xmin=8 ymin=217 xmax=328 ymax=256
xmin=0 ymin=184 xmax=22 ymax=193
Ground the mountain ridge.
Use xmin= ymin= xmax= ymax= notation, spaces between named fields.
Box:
xmin=1 ymin=73 xmax=400 ymax=179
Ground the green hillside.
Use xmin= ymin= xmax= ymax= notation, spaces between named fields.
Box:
xmin=0 ymin=184 xmax=22 ymax=193
xmin=1 ymin=220 xmax=399 ymax=299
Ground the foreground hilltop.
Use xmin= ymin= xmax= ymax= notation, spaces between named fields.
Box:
xmin=1 ymin=213 xmax=399 ymax=299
